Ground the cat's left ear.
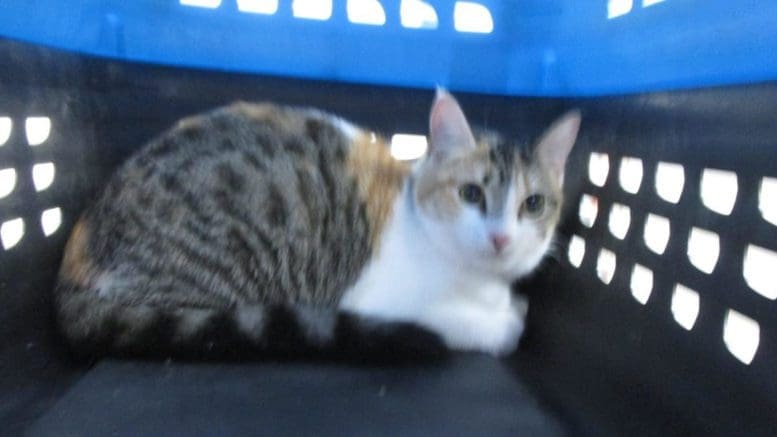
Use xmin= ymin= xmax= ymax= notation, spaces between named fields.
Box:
xmin=428 ymin=89 xmax=477 ymax=161
xmin=534 ymin=110 xmax=581 ymax=184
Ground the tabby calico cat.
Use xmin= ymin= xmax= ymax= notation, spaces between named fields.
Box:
xmin=54 ymin=90 xmax=580 ymax=360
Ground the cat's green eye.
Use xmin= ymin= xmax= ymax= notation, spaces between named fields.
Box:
xmin=522 ymin=194 xmax=545 ymax=217
xmin=458 ymin=183 xmax=484 ymax=206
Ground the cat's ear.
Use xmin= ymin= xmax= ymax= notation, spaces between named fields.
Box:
xmin=428 ymin=89 xmax=477 ymax=160
xmin=535 ymin=110 xmax=581 ymax=183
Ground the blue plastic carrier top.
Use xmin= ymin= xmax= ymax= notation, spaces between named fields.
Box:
xmin=1 ymin=0 xmax=776 ymax=96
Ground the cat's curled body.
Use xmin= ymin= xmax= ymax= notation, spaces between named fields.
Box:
xmin=55 ymin=91 xmax=580 ymax=360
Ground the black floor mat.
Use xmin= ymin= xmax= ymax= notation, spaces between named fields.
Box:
xmin=28 ymin=356 xmax=566 ymax=436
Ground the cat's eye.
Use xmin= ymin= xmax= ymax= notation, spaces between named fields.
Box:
xmin=522 ymin=194 xmax=545 ymax=217
xmin=458 ymin=183 xmax=484 ymax=205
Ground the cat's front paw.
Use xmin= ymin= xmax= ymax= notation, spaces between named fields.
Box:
xmin=489 ymin=302 xmax=526 ymax=357
xmin=424 ymin=295 xmax=527 ymax=357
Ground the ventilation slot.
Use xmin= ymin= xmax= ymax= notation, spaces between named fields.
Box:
xmin=588 ymin=153 xmax=609 ymax=187
xmin=347 ymin=0 xmax=386 ymax=25
xmin=619 ymin=157 xmax=643 ymax=194
xmin=568 ymin=235 xmax=585 ymax=268
xmin=644 ymin=213 xmax=670 ymax=255
xmin=390 ymin=134 xmax=427 ymax=161
xmin=293 ymin=0 xmax=333 ymax=20
xmin=687 ymin=227 xmax=719 ymax=274
xmin=400 ymin=0 xmax=438 ymax=29
xmin=655 ymin=162 xmax=684 ymax=203
xmin=32 ymin=162 xmax=55 ymax=192
xmin=723 ymin=309 xmax=760 ymax=365
xmin=25 ymin=116 xmax=51 ymax=146
xmin=0 ymin=117 xmax=11 ymax=146
xmin=700 ymin=169 xmax=737 ymax=215
xmin=180 ymin=0 xmax=221 ymax=8
xmin=578 ymin=194 xmax=598 ymax=228
xmin=237 ymin=0 xmax=278 ymax=14
xmin=630 ymin=264 xmax=653 ymax=304
xmin=608 ymin=203 xmax=631 ymax=240
xmin=1 ymin=217 xmax=24 ymax=250
xmin=596 ymin=248 xmax=616 ymax=284
xmin=607 ymin=0 xmax=632 ymax=18
xmin=758 ymin=177 xmax=777 ymax=226
xmin=453 ymin=2 xmax=493 ymax=34
xmin=41 ymin=207 xmax=62 ymax=237
xmin=671 ymin=284 xmax=699 ymax=331
xmin=0 ymin=168 xmax=16 ymax=198
xmin=743 ymin=244 xmax=777 ymax=300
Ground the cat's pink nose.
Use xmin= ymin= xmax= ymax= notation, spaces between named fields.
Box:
xmin=490 ymin=233 xmax=510 ymax=252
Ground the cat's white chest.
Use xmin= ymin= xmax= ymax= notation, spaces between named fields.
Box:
xmin=339 ymin=192 xmax=527 ymax=356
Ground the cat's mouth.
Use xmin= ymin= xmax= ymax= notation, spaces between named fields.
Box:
xmin=488 ymin=245 xmax=513 ymax=258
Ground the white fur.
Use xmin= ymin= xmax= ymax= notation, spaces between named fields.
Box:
xmin=330 ymin=116 xmax=360 ymax=141
xmin=235 ymin=306 xmax=266 ymax=336
xmin=340 ymin=182 xmax=551 ymax=356
xmin=317 ymin=110 xmax=361 ymax=141
xmin=179 ymin=308 xmax=218 ymax=337
xmin=302 ymin=108 xmax=363 ymax=142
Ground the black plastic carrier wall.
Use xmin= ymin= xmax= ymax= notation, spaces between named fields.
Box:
xmin=1 ymin=35 xmax=776 ymax=436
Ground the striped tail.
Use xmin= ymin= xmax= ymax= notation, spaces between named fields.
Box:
xmin=55 ymin=284 xmax=448 ymax=364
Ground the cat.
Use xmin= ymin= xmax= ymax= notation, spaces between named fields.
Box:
xmin=54 ymin=90 xmax=580 ymax=361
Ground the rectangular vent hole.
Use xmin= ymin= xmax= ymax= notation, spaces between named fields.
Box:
xmin=1 ymin=217 xmax=24 ymax=250
xmin=293 ymin=0 xmax=333 ymax=20
xmin=655 ymin=162 xmax=684 ymax=203
xmin=0 ymin=168 xmax=16 ymax=198
xmin=347 ymin=0 xmax=386 ymax=25
xmin=759 ymin=177 xmax=777 ymax=226
xmin=588 ymin=152 xmax=609 ymax=187
xmin=671 ymin=284 xmax=699 ymax=331
xmin=607 ymin=0 xmax=632 ymax=18
xmin=687 ymin=227 xmax=720 ymax=274
xmin=630 ymin=264 xmax=653 ymax=304
xmin=724 ymin=309 xmax=760 ymax=365
xmin=701 ymin=169 xmax=737 ymax=215
xmin=454 ymin=2 xmax=494 ymax=34
xmin=41 ymin=207 xmax=62 ymax=237
xmin=743 ymin=244 xmax=777 ymax=300
xmin=619 ymin=157 xmax=643 ymax=194
xmin=32 ymin=162 xmax=55 ymax=192
xmin=578 ymin=194 xmax=598 ymax=228
xmin=596 ymin=248 xmax=616 ymax=284
xmin=568 ymin=235 xmax=585 ymax=268
xmin=180 ymin=0 xmax=221 ymax=8
xmin=391 ymin=134 xmax=427 ymax=160
xmin=25 ymin=116 xmax=51 ymax=146
xmin=400 ymin=0 xmax=439 ymax=29
xmin=608 ymin=203 xmax=631 ymax=240
xmin=237 ymin=0 xmax=278 ymax=14
xmin=644 ymin=213 xmax=670 ymax=254
xmin=0 ymin=117 xmax=11 ymax=145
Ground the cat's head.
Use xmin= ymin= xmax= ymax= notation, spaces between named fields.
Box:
xmin=413 ymin=90 xmax=580 ymax=281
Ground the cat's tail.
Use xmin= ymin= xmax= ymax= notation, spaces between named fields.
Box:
xmin=55 ymin=283 xmax=448 ymax=364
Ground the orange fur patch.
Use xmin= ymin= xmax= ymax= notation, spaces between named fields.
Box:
xmin=173 ymin=113 xmax=208 ymax=131
xmin=415 ymin=145 xmax=491 ymax=220
xmin=345 ymin=132 xmax=411 ymax=250
xmin=227 ymin=102 xmax=308 ymax=134
xmin=228 ymin=102 xmax=277 ymax=123
xmin=58 ymin=217 xmax=97 ymax=288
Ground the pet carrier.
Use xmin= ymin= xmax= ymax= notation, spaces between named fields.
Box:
xmin=0 ymin=1 xmax=775 ymax=435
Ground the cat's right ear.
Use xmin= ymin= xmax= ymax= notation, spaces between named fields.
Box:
xmin=534 ymin=110 xmax=582 ymax=185
xmin=428 ymin=89 xmax=477 ymax=161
